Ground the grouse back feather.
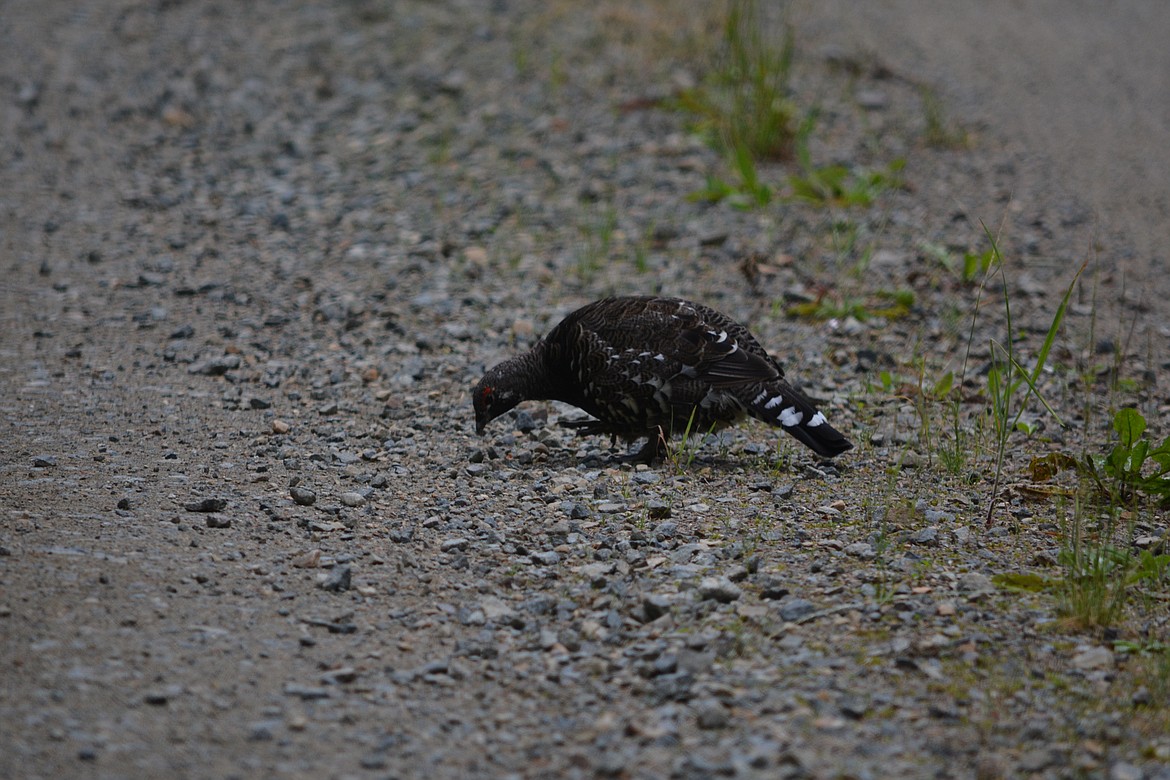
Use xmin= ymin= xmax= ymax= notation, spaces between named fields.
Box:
xmin=472 ymin=296 xmax=852 ymax=461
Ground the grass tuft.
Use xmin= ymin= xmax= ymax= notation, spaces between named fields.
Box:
xmin=709 ymin=0 xmax=798 ymax=161
xmin=920 ymin=86 xmax=971 ymax=150
xmin=977 ymin=224 xmax=1085 ymax=526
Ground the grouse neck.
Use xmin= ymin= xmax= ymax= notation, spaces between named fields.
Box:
xmin=503 ymin=340 xmax=555 ymax=402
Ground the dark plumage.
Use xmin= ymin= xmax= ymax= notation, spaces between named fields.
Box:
xmin=472 ymin=295 xmax=852 ymax=462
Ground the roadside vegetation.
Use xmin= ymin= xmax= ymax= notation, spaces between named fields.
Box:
xmin=670 ymin=0 xmax=1170 ymax=712
xmin=549 ymin=0 xmax=1167 ymax=734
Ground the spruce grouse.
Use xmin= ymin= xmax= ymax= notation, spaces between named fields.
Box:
xmin=472 ymin=295 xmax=852 ymax=462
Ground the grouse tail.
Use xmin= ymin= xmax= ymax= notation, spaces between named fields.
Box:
xmin=743 ymin=381 xmax=853 ymax=458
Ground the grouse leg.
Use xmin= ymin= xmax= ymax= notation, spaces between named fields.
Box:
xmin=617 ymin=427 xmax=669 ymax=465
xmin=560 ymin=419 xmax=635 ymax=460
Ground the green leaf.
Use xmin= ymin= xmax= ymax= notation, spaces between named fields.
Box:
xmin=1114 ymin=639 xmax=1170 ymax=655
xmin=993 ymin=572 xmax=1057 ymax=593
xmin=932 ymin=371 xmax=953 ymax=399
xmin=1113 ymin=407 xmax=1146 ymax=448
xmin=1131 ymin=550 xmax=1170 ymax=584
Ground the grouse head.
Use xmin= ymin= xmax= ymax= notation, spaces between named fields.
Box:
xmin=472 ymin=361 xmax=526 ymax=435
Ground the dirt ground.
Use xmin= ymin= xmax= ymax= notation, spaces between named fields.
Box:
xmin=3 ymin=2 xmax=1168 ymax=779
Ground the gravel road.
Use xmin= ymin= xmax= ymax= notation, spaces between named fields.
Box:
xmin=803 ymin=0 xmax=1170 ymax=277
xmin=3 ymin=2 xmax=1168 ymax=779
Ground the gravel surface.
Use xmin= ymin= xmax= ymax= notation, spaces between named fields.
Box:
xmin=2 ymin=2 xmax=1168 ymax=779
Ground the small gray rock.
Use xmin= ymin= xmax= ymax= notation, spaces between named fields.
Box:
xmin=283 ymin=684 xmax=331 ymax=700
xmin=320 ymin=667 xmax=358 ymax=685
xmin=652 ymin=654 xmax=678 ymax=676
xmin=839 ymin=697 xmax=869 ymax=720
xmin=188 ymin=354 xmax=241 ymax=376
xmin=339 ymin=491 xmax=366 ymax=508
xmin=290 ymin=486 xmax=316 ymax=506
xmin=772 ymin=484 xmax=795 ymax=501
xmin=320 ymin=565 xmax=351 ymax=592
xmin=565 ymin=502 xmax=590 ymax=519
xmin=694 ymin=698 xmax=730 ymax=729
xmin=185 ymin=498 xmax=228 ymax=513
xmin=725 ymin=565 xmax=749 ymax=582
xmin=957 ymin=572 xmax=993 ymax=593
xmin=359 ymin=755 xmax=387 ymax=770
xmin=856 ymin=89 xmax=887 ymax=109
xmin=778 ymin=598 xmax=817 ymax=622
xmin=911 ymin=527 xmax=939 ymax=545
xmin=698 ymin=576 xmax=741 ymax=603
xmin=1070 ymin=644 xmax=1114 ymax=671
xmin=844 ymin=542 xmax=876 ymax=559
xmin=757 ymin=575 xmax=789 ymax=600
xmin=513 ymin=410 xmax=537 ymax=432
xmin=654 ymin=520 xmax=678 ymax=538
xmin=1017 ymin=747 xmax=1056 ymax=772
xmin=458 ymin=608 xmax=486 ymax=626
xmin=642 ymin=594 xmax=671 ymax=622
xmin=142 ymin=685 xmax=183 ymax=705
xmin=578 ymin=562 xmax=614 ymax=586
xmin=479 ymin=596 xmax=518 ymax=625
xmin=1110 ymin=762 xmax=1144 ymax=780
xmin=247 ymin=721 xmax=278 ymax=742
xmin=646 ymin=500 xmax=671 ymax=520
